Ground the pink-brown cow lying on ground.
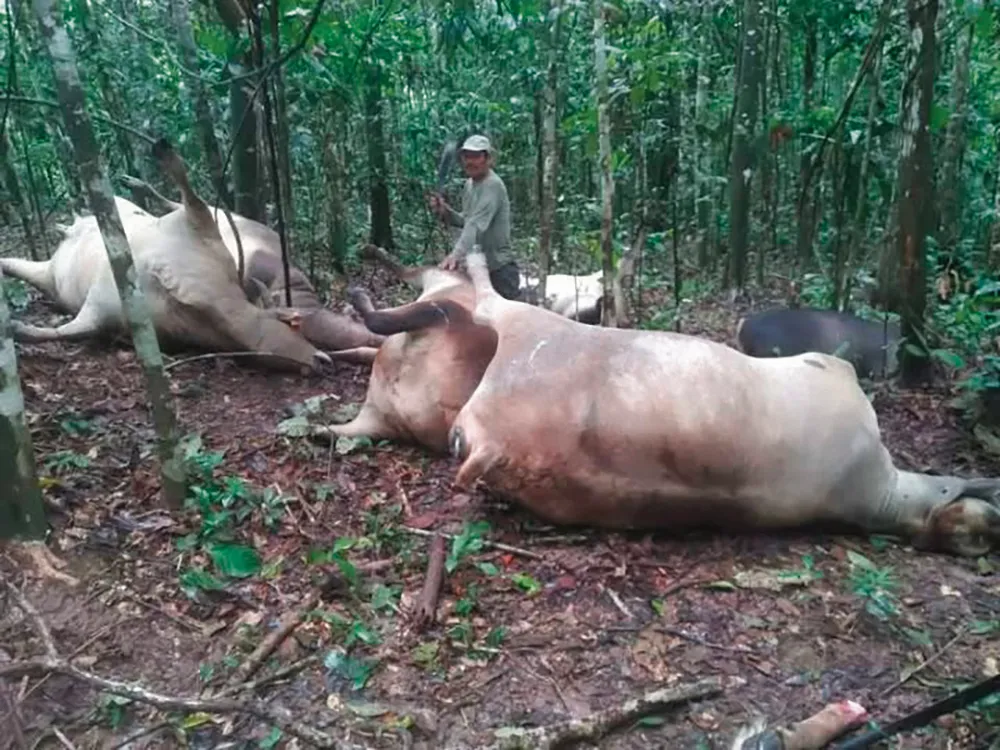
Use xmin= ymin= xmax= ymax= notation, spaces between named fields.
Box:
xmin=326 ymin=246 xmax=1000 ymax=557
xmin=118 ymin=175 xmax=383 ymax=358
xmin=445 ymin=251 xmax=999 ymax=556
xmin=0 ymin=141 xmax=331 ymax=373
xmin=314 ymin=245 xmax=497 ymax=451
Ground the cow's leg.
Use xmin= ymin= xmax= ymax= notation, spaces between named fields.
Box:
xmin=464 ymin=252 xmax=507 ymax=326
xmin=118 ymin=175 xmax=182 ymax=214
xmin=0 ymin=257 xmax=56 ymax=299
xmin=448 ymin=423 xmax=500 ymax=489
xmin=346 ymin=287 xmax=472 ymax=336
xmin=325 ymin=346 xmax=379 ymax=364
xmin=11 ymin=299 xmax=113 ymax=342
xmin=890 ymin=472 xmax=1000 ymax=556
xmin=312 ymin=402 xmax=397 ymax=444
xmin=151 ymin=139 xmax=218 ymax=238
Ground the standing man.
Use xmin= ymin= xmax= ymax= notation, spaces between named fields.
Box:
xmin=429 ymin=134 xmax=521 ymax=300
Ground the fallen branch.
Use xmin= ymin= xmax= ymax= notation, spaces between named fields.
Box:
xmin=878 ymin=627 xmax=966 ymax=698
xmin=0 ymin=577 xmax=340 ymax=748
xmin=215 ymin=655 xmax=320 ymax=699
xmin=401 ymin=525 xmax=543 ymax=562
xmin=414 ymin=533 xmax=446 ymax=630
xmin=485 ymin=677 xmax=722 ymax=750
xmin=222 ymin=595 xmax=318 ymax=691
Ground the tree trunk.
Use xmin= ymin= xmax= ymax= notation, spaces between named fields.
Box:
xmin=936 ymin=17 xmax=973 ymax=258
xmin=0 ymin=268 xmax=47 ymax=540
xmin=756 ymin=0 xmax=772 ymax=288
xmin=728 ymin=0 xmax=762 ymax=293
xmin=365 ymin=64 xmax=394 ymax=249
xmin=216 ymin=0 xmax=262 ymax=220
xmin=593 ymin=0 xmax=615 ymax=326
xmin=694 ymin=12 xmax=710 ymax=270
xmin=842 ymin=45 xmax=883 ymax=308
xmin=0 ymin=131 xmax=37 ymax=260
xmin=538 ymin=0 xmax=562 ymax=305
xmin=795 ymin=13 xmax=818 ymax=266
xmin=172 ymin=0 xmax=231 ymax=207
xmin=32 ymin=0 xmax=187 ymax=509
xmin=896 ymin=0 xmax=938 ymax=386
xmin=268 ymin=0 xmax=294 ymax=229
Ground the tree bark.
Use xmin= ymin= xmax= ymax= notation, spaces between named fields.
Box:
xmin=0 ymin=131 xmax=37 ymax=260
xmin=694 ymin=11 xmax=710 ymax=270
xmin=895 ymin=0 xmax=938 ymax=385
xmin=172 ymin=0 xmax=231 ymax=207
xmin=365 ymin=63 xmax=394 ymax=249
xmin=593 ymin=0 xmax=615 ymax=326
xmin=216 ymin=0 xmax=262 ymax=220
xmin=795 ymin=13 xmax=818 ymax=266
xmin=538 ymin=0 xmax=562 ymax=305
xmin=936 ymin=16 xmax=973 ymax=258
xmin=32 ymin=0 xmax=187 ymax=509
xmin=728 ymin=0 xmax=762 ymax=293
xmin=0 ymin=268 xmax=47 ymax=541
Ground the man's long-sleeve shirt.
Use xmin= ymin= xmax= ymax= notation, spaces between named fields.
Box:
xmin=444 ymin=169 xmax=513 ymax=271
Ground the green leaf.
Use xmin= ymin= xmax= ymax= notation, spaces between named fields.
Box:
xmin=930 ymin=349 xmax=965 ymax=369
xmin=511 ymin=572 xmax=541 ymax=596
xmin=476 ymin=561 xmax=500 ymax=576
xmin=258 ymin=726 xmax=283 ymax=749
xmin=276 ymin=415 xmax=312 ymax=437
xmin=208 ymin=544 xmax=262 ymax=578
xmin=336 ymin=435 xmax=373 ymax=454
xmin=178 ymin=568 xmax=227 ymax=598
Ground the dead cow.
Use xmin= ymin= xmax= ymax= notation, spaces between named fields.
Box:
xmin=441 ymin=251 xmax=1000 ymax=557
xmin=0 ymin=140 xmax=330 ymax=372
xmin=119 ymin=175 xmax=384 ymax=355
xmin=736 ymin=307 xmax=900 ymax=379
xmin=520 ymin=269 xmax=603 ymax=325
xmin=314 ymin=245 xmax=497 ymax=452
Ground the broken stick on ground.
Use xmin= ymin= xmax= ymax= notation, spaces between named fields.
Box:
xmin=414 ymin=532 xmax=446 ymax=630
xmin=0 ymin=576 xmax=340 ymax=749
xmin=484 ymin=677 xmax=723 ymax=750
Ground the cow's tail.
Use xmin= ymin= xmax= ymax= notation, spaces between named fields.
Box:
xmin=0 ymin=257 xmax=56 ymax=299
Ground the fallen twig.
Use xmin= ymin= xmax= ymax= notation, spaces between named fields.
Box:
xmin=0 ymin=577 xmax=340 ymax=748
xmin=878 ymin=627 xmax=966 ymax=698
xmin=50 ymin=726 xmax=77 ymax=750
xmin=601 ymin=584 xmax=634 ymax=619
xmin=485 ymin=677 xmax=722 ymax=750
xmin=401 ymin=525 xmax=543 ymax=561
xmin=414 ymin=533 xmax=446 ymax=630
xmin=108 ymin=721 xmax=175 ymax=750
xmin=215 ymin=655 xmax=320 ymax=699
xmin=222 ymin=595 xmax=318 ymax=691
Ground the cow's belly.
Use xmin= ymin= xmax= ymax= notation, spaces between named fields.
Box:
xmin=456 ymin=348 xmax=891 ymax=530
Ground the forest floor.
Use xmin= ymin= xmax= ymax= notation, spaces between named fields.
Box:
xmin=1 ymin=238 xmax=999 ymax=750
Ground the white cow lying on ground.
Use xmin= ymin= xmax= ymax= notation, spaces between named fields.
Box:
xmin=519 ymin=269 xmax=603 ymax=324
xmin=119 ymin=175 xmax=384 ymax=359
xmin=0 ymin=140 xmax=330 ymax=372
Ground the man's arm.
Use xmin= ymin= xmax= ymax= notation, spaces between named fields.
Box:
xmin=450 ymin=181 xmax=502 ymax=260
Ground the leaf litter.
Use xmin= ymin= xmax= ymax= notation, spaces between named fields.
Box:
xmin=1 ymin=276 xmax=998 ymax=749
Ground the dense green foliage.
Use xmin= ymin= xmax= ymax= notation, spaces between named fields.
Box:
xmin=1 ymin=0 xmax=998 ymax=407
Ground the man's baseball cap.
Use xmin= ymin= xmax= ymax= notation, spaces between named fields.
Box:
xmin=460 ymin=134 xmax=492 ymax=153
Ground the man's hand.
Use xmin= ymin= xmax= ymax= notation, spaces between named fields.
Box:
xmin=427 ymin=192 xmax=447 ymax=218
xmin=439 ymin=253 xmax=462 ymax=271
